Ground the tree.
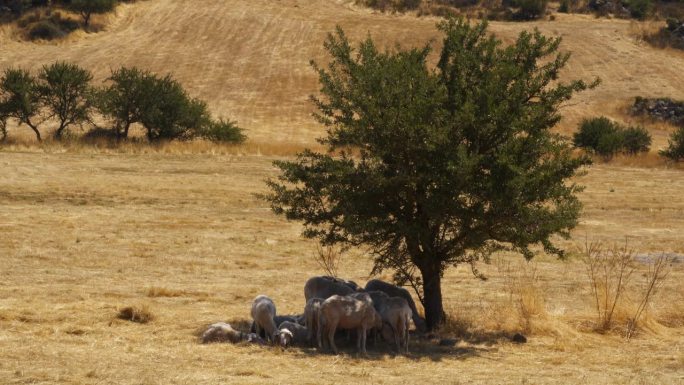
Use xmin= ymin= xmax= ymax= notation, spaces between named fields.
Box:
xmin=622 ymin=126 xmax=651 ymax=155
xmin=69 ymin=0 xmax=116 ymax=28
xmin=0 ymin=68 xmax=43 ymax=141
xmin=264 ymin=18 xmax=596 ymax=330
xmin=139 ymin=75 xmax=211 ymax=141
xmin=38 ymin=61 xmax=93 ymax=140
xmin=96 ymin=66 xmax=151 ymax=139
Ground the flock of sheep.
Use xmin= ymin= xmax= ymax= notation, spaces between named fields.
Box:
xmin=201 ymin=276 xmax=428 ymax=355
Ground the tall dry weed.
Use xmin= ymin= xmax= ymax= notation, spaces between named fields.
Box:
xmin=581 ymin=240 xmax=635 ymax=332
xmin=495 ymin=257 xmax=548 ymax=334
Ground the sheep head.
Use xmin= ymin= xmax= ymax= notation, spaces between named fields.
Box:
xmin=277 ymin=329 xmax=294 ymax=348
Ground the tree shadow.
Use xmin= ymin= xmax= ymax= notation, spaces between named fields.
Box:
xmin=196 ymin=318 xmax=507 ymax=362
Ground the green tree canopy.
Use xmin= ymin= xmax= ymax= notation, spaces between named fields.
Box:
xmin=0 ymin=68 xmax=43 ymax=141
xmin=69 ymin=0 xmax=116 ymax=28
xmin=38 ymin=61 xmax=93 ymax=140
xmin=264 ymin=18 xmax=597 ymax=330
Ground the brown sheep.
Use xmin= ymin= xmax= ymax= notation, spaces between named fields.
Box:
xmin=250 ymin=295 xmax=278 ymax=343
xmin=365 ymin=279 xmax=426 ymax=332
xmin=304 ymin=276 xmax=358 ymax=302
xmin=318 ymin=295 xmax=383 ymax=355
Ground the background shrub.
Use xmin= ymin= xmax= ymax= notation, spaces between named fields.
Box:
xmin=573 ymin=117 xmax=620 ymax=150
xmin=626 ymin=0 xmax=653 ymax=19
xmin=622 ymin=126 xmax=652 ymax=154
xmin=659 ymin=126 xmax=684 ymax=161
xmin=201 ymin=119 xmax=246 ymax=144
xmin=513 ymin=0 xmax=548 ymax=19
xmin=573 ymin=117 xmax=652 ymax=158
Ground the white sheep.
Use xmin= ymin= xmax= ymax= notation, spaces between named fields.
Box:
xmin=250 ymin=295 xmax=278 ymax=344
xmin=380 ymin=297 xmax=412 ymax=354
xmin=318 ymin=294 xmax=383 ymax=355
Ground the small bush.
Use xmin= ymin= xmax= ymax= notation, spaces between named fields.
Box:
xmin=626 ymin=0 xmax=653 ymax=19
xmin=573 ymin=117 xmax=620 ymax=151
xmin=201 ymin=119 xmax=246 ymax=143
xmin=28 ymin=20 xmax=67 ymax=40
xmin=622 ymin=126 xmax=652 ymax=154
xmin=660 ymin=126 xmax=684 ymax=161
xmin=513 ymin=0 xmax=548 ymax=19
xmin=558 ymin=0 xmax=570 ymax=12
xmin=573 ymin=117 xmax=651 ymax=158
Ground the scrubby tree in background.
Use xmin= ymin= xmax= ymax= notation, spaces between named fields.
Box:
xmin=660 ymin=126 xmax=684 ymax=161
xmin=96 ymin=66 xmax=152 ymax=139
xmin=38 ymin=61 xmax=93 ymax=139
xmin=622 ymin=126 xmax=652 ymax=154
xmin=201 ymin=118 xmax=246 ymax=143
xmin=69 ymin=0 xmax=116 ymax=28
xmin=573 ymin=117 xmax=652 ymax=158
xmin=265 ymin=18 xmax=596 ymax=330
xmin=0 ymin=68 xmax=43 ymax=141
xmin=138 ymin=75 xmax=211 ymax=141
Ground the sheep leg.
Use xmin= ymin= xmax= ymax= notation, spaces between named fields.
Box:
xmin=393 ymin=324 xmax=400 ymax=353
xmin=404 ymin=322 xmax=410 ymax=354
xmin=360 ymin=326 xmax=368 ymax=356
xmin=327 ymin=321 xmax=338 ymax=354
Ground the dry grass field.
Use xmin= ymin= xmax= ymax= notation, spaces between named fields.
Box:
xmin=1 ymin=151 xmax=683 ymax=385
xmin=1 ymin=1 xmax=684 ymax=384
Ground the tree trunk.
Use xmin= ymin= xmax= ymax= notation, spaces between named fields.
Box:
xmin=26 ymin=119 xmax=42 ymax=142
xmin=419 ymin=262 xmax=444 ymax=331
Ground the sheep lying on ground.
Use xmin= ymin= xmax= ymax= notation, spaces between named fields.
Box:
xmin=379 ymin=297 xmax=412 ymax=354
xmin=200 ymin=322 xmax=266 ymax=345
xmin=250 ymin=295 xmax=278 ymax=344
xmin=304 ymin=297 xmax=324 ymax=347
xmin=304 ymin=276 xmax=358 ymax=302
xmin=319 ymin=294 xmax=383 ymax=355
xmin=365 ymin=279 xmax=426 ymax=333
xmin=278 ymin=320 xmax=309 ymax=348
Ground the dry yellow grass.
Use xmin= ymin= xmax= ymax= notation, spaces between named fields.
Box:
xmin=1 ymin=1 xmax=684 ymax=384
xmin=1 ymin=150 xmax=683 ymax=384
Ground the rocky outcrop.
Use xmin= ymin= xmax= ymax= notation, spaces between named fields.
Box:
xmin=631 ymin=97 xmax=684 ymax=127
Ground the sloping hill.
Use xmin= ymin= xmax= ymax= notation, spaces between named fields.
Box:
xmin=1 ymin=0 xmax=683 ymax=145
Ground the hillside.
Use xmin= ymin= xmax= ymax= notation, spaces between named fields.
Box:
xmin=1 ymin=0 xmax=683 ymax=146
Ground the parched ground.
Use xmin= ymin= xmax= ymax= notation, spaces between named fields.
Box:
xmin=0 ymin=151 xmax=682 ymax=385
xmin=1 ymin=0 xmax=683 ymax=146
xmin=1 ymin=1 xmax=684 ymax=384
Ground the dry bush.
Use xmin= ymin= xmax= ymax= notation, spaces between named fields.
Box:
xmin=626 ymin=254 xmax=673 ymax=339
xmin=145 ymin=287 xmax=185 ymax=297
xmin=495 ymin=257 xmax=548 ymax=334
xmin=313 ymin=244 xmax=342 ymax=277
xmin=116 ymin=305 xmax=154 ymax=324
xmin=581 ymin=241 xmax=635 ymax=332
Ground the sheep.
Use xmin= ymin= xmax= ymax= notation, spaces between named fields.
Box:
xmin=304 ymin=276 xmax=359 ymax=302
xmin=200 ymin=322 xmax=245 ymax=344
xmin=304 ymin=297 xmax=324 ymax=347
xmin=277 ymin=320 xmax=309 ymax=348
xmin=200 ymin=323 xmax=266 ymax=345
xmin=250 ymin=314 xmax=304 ymax=338
xmin=380 ymin=297 xmax=412 ymax=354
xmin=318 ymin=294 xmax=383 ymax=355
xmin=250 ymin=295 xmax=278 ymax=343
xmin=365 ymin=279 xmax=427 ymax=332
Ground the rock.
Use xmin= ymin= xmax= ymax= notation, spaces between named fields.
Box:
xmin=438 ymin=338 xmax=458 ymax=346
xmin=512 ymin=333 xmax=527 ymax=344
